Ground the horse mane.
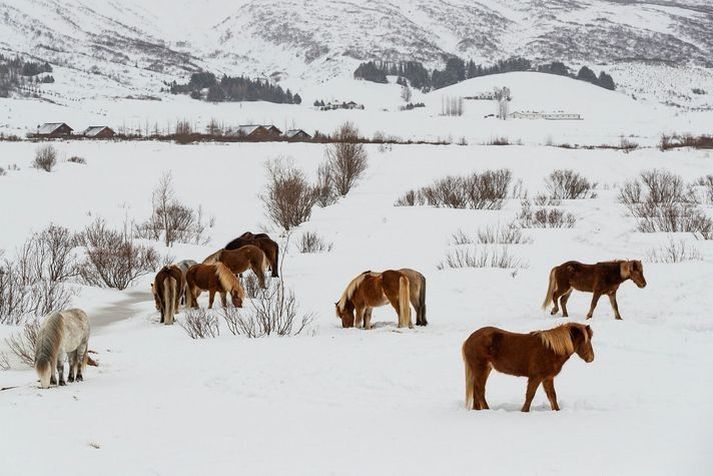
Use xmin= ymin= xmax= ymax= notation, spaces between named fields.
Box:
xmin=214 ymin=263 xmax=243 ymax=298
xmin=337 ymin=271 xmax=374 ymax=311
xmin=203 ymin=249 xmax=223 ymax=264
xmin=35 ymin=312 xmax=65 ymax=386
xmin=533 ymin=323 xmax=589 ymax=356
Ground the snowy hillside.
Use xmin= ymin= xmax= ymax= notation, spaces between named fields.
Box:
xmin=1 ymin=140 xmax=712 ymax=475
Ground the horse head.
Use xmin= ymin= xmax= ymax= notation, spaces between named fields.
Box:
xmin=335 ymin=302 xmax=354 ymax=328
xmin=231 ymin=290 xmax=244 ymax=308
xmin=570 ymin=324 xmax=594 ymax=363
xmin=621 ymin=260 xmax=647 ymax=288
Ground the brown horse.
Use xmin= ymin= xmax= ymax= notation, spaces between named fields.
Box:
xmin=335 ymin=270 xmax=411 ymax=329
xmin=542 ymin=260 xmax=647 ymax=320
xmin=204 ymin=245 xmax=269 ymax=288
xmin=185 ymin=263 xmax=244 ymax=309
xmin=151 ymin=265 xmax=183 ymax=325
xmin=363 ymin=268 xmax=427 ymax=326
xmin=462 ymin=323 xmax=594 ymax=412
xmin=225 ymin=232 xmax=280 ymax=278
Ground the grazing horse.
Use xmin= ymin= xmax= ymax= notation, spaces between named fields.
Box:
xmin=174 ymin=259 xmax=197 ymax=305
xmin=225 ymin=232 xmax=280 ymax=278
xmin=151 ymin=265 xmax=183 ymax=325
xmin=35 ymin=309 xmax=91 ymax=389
xmin=462 ymin=323 xmax=594 ymax=412
xmin=335 ymin=270 xmax=412 ymax=329
xmin=186 ymin=263 xmax=244 ymax=309
xmin=543 ymin=260 xmax=647 ymax=320
xmin=204 ymin=245 xmax=269 ymax=288
xmin=363 ymin=268 xmax=427 ymax=326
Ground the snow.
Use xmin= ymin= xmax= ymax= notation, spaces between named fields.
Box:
xmin=1 ymin=139 xmax=713 ymax=475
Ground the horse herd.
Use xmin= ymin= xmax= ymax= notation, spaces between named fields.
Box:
xmin=34 ymin=230 xmax=649 ymax=412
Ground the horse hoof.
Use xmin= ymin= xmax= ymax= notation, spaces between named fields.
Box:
xmin=68 ymin=377 xmax=75 ymax=383
xmin=59 ymin=380 xmax=66 ymax=387
xmin=77 ymin=375 xmax=84 ymax=382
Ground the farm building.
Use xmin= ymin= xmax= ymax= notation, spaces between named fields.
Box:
xmin=284 ymin=129 xmax=312 ymax=140
xmin=35 ymin=122 xmax=73 ymax=137
xmin=236 ymin=124 xmax=282 ymax=139
xmin=83 ymin=126 xmax=115 ymax=138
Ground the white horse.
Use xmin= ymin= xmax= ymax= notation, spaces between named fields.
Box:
xmin=35 ymin=309 xmax=91 ymax=388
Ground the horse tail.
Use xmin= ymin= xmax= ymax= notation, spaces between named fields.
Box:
xmin=542 ymin=267 xmax=557 ymax=310
xmin=398 ymin=275 xmax=411 ymax=328
xmin=462 ymin=342 xmax=475 ymax=410
xmin=272 ymin=241 xmax=279 ymax=278
xmin=35 ymin=313 xmax=64 ymax=389
xmin=418 ymin=274 xmax=427 ymax=326
xmin=163 ymin=276 xmax=177 ymax=325
xmin=203 ymin=249 xmax=222 ymax=264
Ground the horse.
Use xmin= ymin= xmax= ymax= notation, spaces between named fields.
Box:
xmin=204 ymin=245 xmax=269 ymax=288
xmin=462 ymin=323 xmax=594 ymax=412
xmin=542 ymin=260 xmax=647 ymax=320
xmin=225 ymin=232 xmax=280 ymax=278
xmin=362 ymin=268 xmax=427 ymax=326
xmin=35 ymin=309 xmax=91 ymax=389
xmin=185 ymin=262 xmax=244 ymax=309
xmin=151 ymin=265 xmax=183 ymax=325
xmin=174 ymin=259 xmax=197 ymax=304
xmin=335 ymin=270 xmax=412 ymax=329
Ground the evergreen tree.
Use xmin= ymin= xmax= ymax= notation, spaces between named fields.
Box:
xmin=577 ymin=66 xmax=598 ymax=84
xmin=597 ymin=71 xmax=615 ymax=90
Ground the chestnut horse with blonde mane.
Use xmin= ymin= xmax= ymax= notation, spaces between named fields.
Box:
xmin=462 ymin=323 xmax=594 ymax=412
xmin=335 ymin=270 xmax=412 ymax=329
xmin=151 ymin=265 xmax=183 ymax=325
xmin=185 ymin=263 xmax=244 ymax=308
xmin=203 ymin=245 xmax=269 ymax=288
xmin=362 ymin=268 xmax=427 ymax=326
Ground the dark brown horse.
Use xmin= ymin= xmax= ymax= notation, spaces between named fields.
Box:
xmin=462 ymin=323 xmax=594 ymax=412
xmin=204 ymin=245 xmax=269 ymax=288
xmin=543 ymin=260 xmax=647 ymax=320
xmin=225 ymin=232 xmax=280 ymax=278
xmin=151 ymin=265 xmax=183 ymax=325
xmin=335 ymin=270 xmax=411 ymax=329
xmin=185 ymin=263 xmax=244 ymax=309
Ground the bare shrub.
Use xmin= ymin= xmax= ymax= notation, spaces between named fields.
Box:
xmin=0 ymin=351 xmax=9 ymax=370
xmin=298 ymin=232 xmax=333 ymax=253
xmin=394 ymin=189 xmax=422 ymax=207
xmin=518 ymin=199 xmax=576 ymax=228
xmin=437 ymin=246 xmax=527 ymax=270
xmin=180 ymin=308 xmax=220 ymax=339
xmin=175 ymin=120 xmax=193 ymax=144
xmin=5 ymin=317 xmax=41 ymax=366
xmin=76 ymin=218 xmax=160 ymax=290
xmin=475 ymin=222 xmax=533 ymax=244
xmin=647 ymin=239 xmax=703 ymax=263
xmin=396 ymin=169 xmax=512 ymax=210
xmin=325 ymin=122 xmax=368 ymax=196
xmin=660 ymin=133 xmax=713 ymax=151
xmin=242 ymin=273 xmax=261 ymax=299
xmin=135 ymin=172 xmax=210 ymax=246
xmin=260 ymin=159 xmax=317 ymax=230
xmin=0 ymin=167 xmax=6 ymax=176
xmin=314 ymin=162 xmax=337 ymax=207
xmin=545 ymin=169 xmax=597 ymax=199
xmin=67 ymin=156 xmax=86 ymax=164
xmin=450 ymin=229 xmax=474 ymax=245
xmin=695 ymin=175 xmax=713 ymax=204
xmin=534 ymin=193 xmax=562 ymax=206
xmin=486 ymin=137 xmax=510 ymax=146
xmin=619 ymin=136 xmax=639 ymax=153
xmin=441 ymin=96 xmax=463 ymax=116
xmin=33 ymin=145 xmax=57 ymax=172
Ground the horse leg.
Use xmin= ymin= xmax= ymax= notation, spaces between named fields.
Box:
xmin=542 ymin=378 xmax=560 ymax=411
xmin=364 ymin=308 xmax=373 ymax=329
xmin=76 ymin=341 xmax=88 ymax=382
xmin=220 ymin=291 xmax=227 ymax=307
xmin=257 ymin=267 xmax=266 ymax=289
xmin=586 ymin=292 xmax=602 ymax=319
xmin=354 ymin=306 xmax=365 ymax=329
xmin=560 ymin=289 xmax=573 ymax=318
xmin=521 ymin=377 xmax=542 ymax=412
xmin=550 ymin=287 xmax=565 ymax=316
xmin=608 ymin=292 xmax=623 ymax=320
xmin=67 ymin=350 xmax=77 ymax=383
xmin=474 ymin=363 xmax=492 ymax=410
xmin=208 ymin=289 xmax=216 ymax=309
xmin=57 ymin=353 xmax=66 ymax=386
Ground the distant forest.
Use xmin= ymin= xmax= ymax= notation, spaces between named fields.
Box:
xmin=0 ymin=54 xmax=54 ymax=97
xmin=354 ymin=57 xmax=615 ymax=91
xmin=168 ymin=72 xmax=302 ymax=104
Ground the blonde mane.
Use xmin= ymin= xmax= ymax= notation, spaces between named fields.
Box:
xmin=337 ymin=271 xmax=375 ymax=311
xmin=534 ymin=323 xmax=589 ymax=356
xmin=214 ymin=262 xmax=244 ymax=299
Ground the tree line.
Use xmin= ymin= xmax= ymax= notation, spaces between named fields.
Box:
xmin=354 ymin=57 xmax=615 ymax=91
xmin=0 ymin=54 xmax=54 ymax=97
xmin=167 ymin=72 xmax=302 ymax=104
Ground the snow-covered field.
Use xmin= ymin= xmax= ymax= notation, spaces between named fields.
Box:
xmin=1 ymin=139 xmax=712 ymax=475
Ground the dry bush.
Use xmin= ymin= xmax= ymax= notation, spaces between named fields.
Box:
xmin=619 ymin=136 xmax=639 ymax=153
xmin=0 ymin=351 xmax=9 ymax=370
xmin=174 ymin=120 xmax=193 ymax=144
xmin=475 ymin=222 xmax=533 ymax=244
xmin=449 ymin=229 xmax=474 ymax=245
xmin=5 ymin=317 xmax=41 ymax=366
xmin=695 ymin=175 xmax=713 ymax=204
xmin=76 ymin=218 xmax=160 ymax=290
xmin=325 ymin=122 xmax=368 ymax=196
xmin=135 ymin=173 xmax=210 ymax=246
xmin=534 ymin=193 xmax=562 ymax=206
xmin=486 ymin=137 xmax=510 ymax=146
xmin=180 ymin=308 xmax=220 ymax=339
xmin=260 ymin=159 xmax=317 ymax=230
xmin=314 ymin=162 xmax=337 ymax=207
xmin=544 ymin=169 xmax=598 ymax=199
xmin=298 ymin=232 xmax=333 ymax=253
xmin=437 ymin=246 xmax=526 ymax=270
xmin=619 ymin=170 xmax=712 ymax=237
xmin=647 ymin=239 xmax=703 ymax=263
xmin=225 ymin=278 xmax=313 ymax=338
xmin=67 ymin=156 xmax=86 ymax=164
xmin=33 ymin=145 xmax=57 ymax=172
xmin=242 ymin=273 xmax=261 ymax=299
xmin=660 ymin=133 xmax=713 ymax=151
xmin=517 ymin=199 xmax=577 ymax=228
xmin=0 ymin=167 xmax=6 ymax=177
xmin=395 ymin=169 xmax=512 ymax=210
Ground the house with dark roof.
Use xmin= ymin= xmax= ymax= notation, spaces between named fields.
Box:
xmin=236 ymin=124 xmax=283 ymax=139
xmin=83 ymin=126 xmax=115 ymax=138
xmin=36 ymin=122 xmax=73 ymax=137
xmin=284 ymin=129 xmax=312 ymax=140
